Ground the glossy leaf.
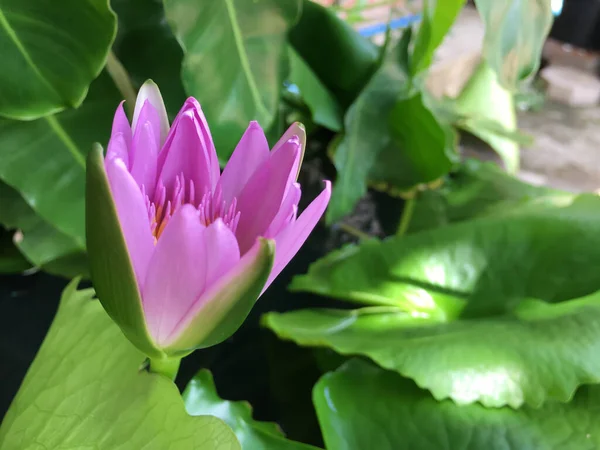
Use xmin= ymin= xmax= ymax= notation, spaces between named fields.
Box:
xmin=164 ymin=0 xmax=300 ymax=162
xmin=453 ymin=61 xmax=520 ymax=173
xmin=86 ymin=144 xmax=162 ymax=359
xmin=111 ymin=0 xmax=187 ymax=118
xmin=0 ymin=0 xmax=116 ymax=119
xmin=296 ymin=194 xmax=600 ymax=315
xmin=314 ymin=359 xmax=600 ymax=450
xmin=410 ymin=0 xmax=466 ymax=75
xmin=265 ymin=293 xmax=600 ymax=408
xmin=326 ymin=40 xmax=409 ymax=224
xmin=184 ymin=370 xmax=320 ymax=450
xmin=475 ymin=0 xmax=553 ymax=90
xmin=0 ymin=181 xmax=87 ymax=278
xmin=369 ymin=91 xmax=457 ymax=191
xmin=288 ymin=47 xmax=343 ymax=132
xmin=0 ymin=71 xmax=120 ymax=245
xmin=289 ymin=0 xmax=379 ymax=106
xmin=273 ymin=195 xmax=600 ymax=406
xmin=0 ymin=280 xmax=239 ymax=449
xmin=408 ymin=158 xmax=562 ymax=233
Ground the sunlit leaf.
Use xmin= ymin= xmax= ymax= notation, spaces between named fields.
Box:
xmin=0 ymin=280 xmax=239 ymax=449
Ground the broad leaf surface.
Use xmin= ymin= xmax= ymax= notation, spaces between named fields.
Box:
xmin=289 ymin=0 xmax=378 ymax=107
xmin=0 ymin=280 xmax=239 ymax=449
xmin=271 ymin=195 xmax=600 ymax=406
xmin=326 ymin=40 xmax=409 ymax=223
xmin=164 ymin=0 xmax=300 ymax=162
xmin=0 ymin=71 xmax=120 ymax=244
xmin=184 ymin=370 xmax=320 ymax=450
xmin=369 ymin=91 xmax=457 ymax=191
xmin=313 ymin=359 xmax=600 ymax=450
xmin=295 ymin=194 xmax=600 ymax=314
xmin=0 ymin=181 xmax=87 ymax=278
xmin=0 ymin=0 xmax=116 ymax=119
xmin=265 ymin=294 xmax=600 ymax=408
xmin=288 ymin=47 xmax=343 ymax=132
xmin=112 ymin=0 xmax=187 ymax=118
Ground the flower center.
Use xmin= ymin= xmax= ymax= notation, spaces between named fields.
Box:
xmin=144 ymin=174 xmax=240 ymax=243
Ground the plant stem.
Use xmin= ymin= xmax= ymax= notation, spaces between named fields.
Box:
xmin=105 ymin=50 xmax=137 ymax=117
xmin=396 ymin=195 xmax=416 ymax=236
xmin=148 ymin=357 xmax=181 ymax=381
xmin=339 ymin=223 xmax=372 ymax=240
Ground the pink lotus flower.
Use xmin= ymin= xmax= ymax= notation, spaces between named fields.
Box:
xmin=87 ymin=81 xmax=330 ymax=358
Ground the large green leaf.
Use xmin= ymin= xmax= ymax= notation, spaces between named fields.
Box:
xmin=408 ymin=159 xmax=563 ymax=233
xmin=164 ymin=0 xmax=300 ymax=162
xmin=453 ymin=61 xmax=520 ymax=173
xmin=111 ymin=0 xmax=186 ymax=118
xmin=296 ymin=194 xmax=600 ymax=315
xmin=368 ymin=91 xmax=457 ymax=191
xmin=0 ymin=181 xmax=87 ymax=278
xmin=184 ymin=370 xmax=320 ymax=450
xmin=289 ymin=0 xmax=378 ymax=107
xmin=313 ymin=359 xmax=600 ymax=450
xmin=264 ymin=293 xmax=600 ymax=408
xmin=288 ymin=47 xmax=343 ymax=132
xmin=0 ymin=71 xmax=120 ymax=245
xmin=475 ymin=0 xmax=553 ymax=90
xmin=267 ymin=195 xmax=600 ymax=406
xmin=0 ymin=280 xmax=239 ymax=449
xmin=410 ymin=0 xmax=466 ymax=75
xmin=326 ymin=39 xmax=409 ymax=224
xmin=0 ymin=0 xmax=116 ymax=120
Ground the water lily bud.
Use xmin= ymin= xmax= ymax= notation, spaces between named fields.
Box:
xmin=86 ymin=80 xmax=330 ymax=359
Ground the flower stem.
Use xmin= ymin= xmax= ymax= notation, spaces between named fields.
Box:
xmin=148 ymin=357 xmax=181 ymax=381
xmin=396 ymin=195 xmax=416 ymax=236
xmin=105 ymin=50 xmax=137 ymax=117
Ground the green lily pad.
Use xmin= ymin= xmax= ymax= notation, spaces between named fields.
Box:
xmin=0 ymin=280 xmax=240 ymax=449
xmin=313 ymin=359 xmax=600 ymax=450
xmin=264 ymin=292 xmax=600 ymax=408
xmin=184 ymin=370 xmax=320 ymax=449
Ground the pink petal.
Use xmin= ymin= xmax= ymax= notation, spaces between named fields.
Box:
xmin=132 ymin=80 xmax=170 ymax=145
xmin=163 ymin=237 xmax=273 ymax=349
xmin=235 ymin=141 xmax=299 ymax=255
xmin=111 ymin=102 xmax=132 ymax=148
xmin=272 ymin=136 xmax=303 ymax=197
xmin=106 ymin=133 xmax=130 ymax=169
xmin=162 ymin=219 xmax=241 ymax=344
xmin=272 ymin=122 xmax=306 ymax=181
xmin=105 ymin=157 xmax=155 ymax=290
xmin=158 ymin=109 xmax=216 ymax=201
xmin=142 ymin=205 xmax=207 ymax=345
xmin=204 ymin=219 xmax=241 ymax=287
xmin=186 ymin=98 xmax=220 ymax=186
xmin=265 ymin=182 xmax=301 ymax=238
xmin=218 ymin=121 xmax=270 ymax=204
xmin=129 ymin=122 xmax=158 ymax=192
xmin=264 ymin=181 xmax=331 ymax=291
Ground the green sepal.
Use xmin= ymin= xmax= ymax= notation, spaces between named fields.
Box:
xmin=86 ymin=144 xmax=163 ymax=359
xmin=165 ymin=238 xmax=275 ymax=356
